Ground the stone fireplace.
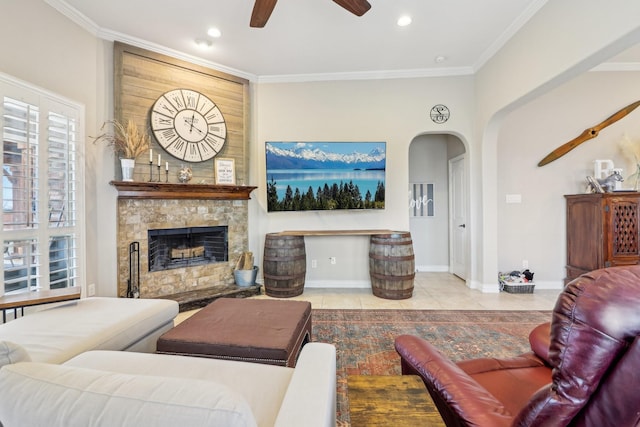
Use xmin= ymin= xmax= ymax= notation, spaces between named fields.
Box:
xmin=112 ymin=182 xmax=257 ymax=299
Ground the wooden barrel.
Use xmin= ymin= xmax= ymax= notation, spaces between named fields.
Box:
xmin=369 ymin=232 xmax=415 ymax=299
xmin=263 ymin=233 xmax=306 ymax=297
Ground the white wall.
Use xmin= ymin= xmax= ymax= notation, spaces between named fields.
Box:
xmin=409 ymin=135 xmax=450 ymax=272
xmin=251 ymin=78 xmax=475 ymax=286
xmin=474 ymin=0 xmax=640 ymax=289
xmin=0 ymin=0 xmax=112 ymax=296
xmin=497 ymin=70 xmax=640 ymax=287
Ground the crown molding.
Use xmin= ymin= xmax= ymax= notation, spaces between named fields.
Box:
xmin=44 ymin=0 xmax=99 ymax=35
xmin=257 ymin=66 xmax=475 ymax=84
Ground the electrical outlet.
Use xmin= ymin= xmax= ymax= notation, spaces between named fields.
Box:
xmin=330 ymin=257 xmax=337 ymax=265
xmin=522 ymin=260 xmax=529 ymax=269
xmin=311 ymin=259 xmax=318 ymax=268
xmin=87 ymin=283 xmax=96 ymax=296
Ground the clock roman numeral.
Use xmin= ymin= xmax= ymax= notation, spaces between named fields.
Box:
xmin=170 ymin=95 xmax=184 ymax=109
xmin=160 ymin=103 xmax=175 ymax=115
xmin=161 ymin=128 xmax=178 ymax=141
xmin=151 ymin=116 xmax=173 ymax=128
xmin=165 ymin=138 xmax=187 ymax=159
xmin=174 ymin=138 xmax=185 ymax=152
xmin=185 ymin=95 xmax=196 ymax=109
xmin=183 ymin=143 xmax=202 ymax=162
xmin=205 ymin=107 xmax=223 ymax=123
xmin=205 ymin=134 xmax=225 ymax=153
xmin=197 ymin=97 xmax=214 ymax=116
xmin=208 ymin=122 xmax=226 ymax=139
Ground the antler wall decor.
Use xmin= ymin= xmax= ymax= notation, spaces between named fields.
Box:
xmin=538 ymin=100 xmax=640 ymax=167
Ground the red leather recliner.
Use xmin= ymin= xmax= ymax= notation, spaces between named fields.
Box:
xmin=395 ymin=265 xmax=640 ymax=427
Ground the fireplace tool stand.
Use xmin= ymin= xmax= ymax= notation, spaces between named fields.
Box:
xmin=127 ymin=241 xmax=140 ymax=298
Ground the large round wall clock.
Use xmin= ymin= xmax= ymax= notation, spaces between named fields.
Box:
xmin=150 ymin=89 xmax=226 ymax=162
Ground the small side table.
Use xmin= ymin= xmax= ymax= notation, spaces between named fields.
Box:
xmin=0 ymin=287 xmax=81 ymax=323
xmin=348 ymin=375 xmax=445 ymax=427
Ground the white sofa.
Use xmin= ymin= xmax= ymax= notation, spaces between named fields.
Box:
xmin=0 ymin=296 xmax=337 ymax=427
xmin=0 ymin=297 xmax=178 ymax=363
xmin=0 ymin=343 xmax=337 ymax=427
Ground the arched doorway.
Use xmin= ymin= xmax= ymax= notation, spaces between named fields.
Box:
xmin=408 ymin=133 xmax=468 ymax=279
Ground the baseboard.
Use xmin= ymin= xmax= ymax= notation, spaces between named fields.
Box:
xmin=415 ymin=265 xmax=449 ymax=272
xmin=304 ymin=280 xmax=370 ymax=289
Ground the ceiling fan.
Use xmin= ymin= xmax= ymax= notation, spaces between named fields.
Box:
xmin=250 ymin=0 xmax=372 ymax=28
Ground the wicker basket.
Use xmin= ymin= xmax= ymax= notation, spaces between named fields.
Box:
xmin=501 ymin=282 xmax=535 ymax=294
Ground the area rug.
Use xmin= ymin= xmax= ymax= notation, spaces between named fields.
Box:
xmin=311 ymin=309 xmax=552 ymax=426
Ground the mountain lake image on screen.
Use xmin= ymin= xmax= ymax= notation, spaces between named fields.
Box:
xmin=265 ymin=141 xmax=386 ymax=212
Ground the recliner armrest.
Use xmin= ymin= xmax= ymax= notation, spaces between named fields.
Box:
xmin=528 ymin=322 xmax=551 ymax=365
xmin=457 ymin=351 xmax=546 ymax=375
xmin=395 ymin=335 xmax=514 ymax=427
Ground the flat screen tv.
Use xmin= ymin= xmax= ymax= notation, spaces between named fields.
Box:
xmin=265 ymin=141 xmax=386 ymax=212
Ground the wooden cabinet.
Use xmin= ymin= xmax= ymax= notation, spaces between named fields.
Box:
xmin=565 ymin=192 xmax=640 ymax=284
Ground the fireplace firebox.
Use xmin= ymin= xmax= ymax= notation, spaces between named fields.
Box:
xmin=148 ymin=226 xmax=228 ymax=272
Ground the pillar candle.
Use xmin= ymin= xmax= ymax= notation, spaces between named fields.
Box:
xmin=165 ymin=161 xmax=169 ymax=171
xmin=157 ymin=154 xmax=161 ymax=166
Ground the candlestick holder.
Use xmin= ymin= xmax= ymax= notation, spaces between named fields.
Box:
xmin=165 ymin=169 xmax=169 ymax=183
xmin=156 ymin=165 xmax=161 ymax=182
xmin=148 ymin=161 xmax=154 ymax=182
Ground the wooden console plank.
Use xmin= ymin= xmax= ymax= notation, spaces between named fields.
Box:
xmin=277 ymin=229 xmax=397 ymax=236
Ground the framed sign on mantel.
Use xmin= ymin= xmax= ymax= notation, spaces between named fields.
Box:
xmin=215 ymin=158 xmax=236 ymax=185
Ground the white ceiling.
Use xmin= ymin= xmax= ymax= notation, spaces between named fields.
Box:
xmin=47 ymin=0 xmax=637 ymax=82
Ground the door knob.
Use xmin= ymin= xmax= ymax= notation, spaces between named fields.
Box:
xmin=458 ymin=224 xmax=466 ymax=228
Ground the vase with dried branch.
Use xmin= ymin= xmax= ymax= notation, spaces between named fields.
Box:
xmin=92 ymin=119 xmax=151 ymax=181
xmin=619 ymin=134 xmax=640 ymax=191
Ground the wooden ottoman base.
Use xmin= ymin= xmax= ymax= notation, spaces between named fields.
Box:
xmin=156 ymin=298 xmax=311 ymax=367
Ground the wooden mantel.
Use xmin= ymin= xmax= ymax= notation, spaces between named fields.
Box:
xmin=110 ymin=181 xmax=257 ymax=200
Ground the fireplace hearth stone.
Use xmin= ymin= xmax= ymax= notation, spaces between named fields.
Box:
xmin=158 ymin=284 xmax=262 ymax=312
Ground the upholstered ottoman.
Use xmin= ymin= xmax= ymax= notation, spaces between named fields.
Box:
xmin=156 ymin=298 xmax=312 ymax=367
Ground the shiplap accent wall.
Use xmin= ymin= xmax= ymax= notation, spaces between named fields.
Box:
xmin=113 ymin=42 xmax=250 ymax=184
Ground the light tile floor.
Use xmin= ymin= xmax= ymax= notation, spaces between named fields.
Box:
xmin=253 ymin=272 xmax=560 ymax=310
xmin=176 ymin=272 xmax=560 ymax=323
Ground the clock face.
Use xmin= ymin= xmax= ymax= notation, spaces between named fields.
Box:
xmin=430 ymin=104 xmax=450 ymax=124
xmin=150 ymin=89 xmax=226 ymax=162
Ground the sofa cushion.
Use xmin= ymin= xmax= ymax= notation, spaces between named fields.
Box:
xmin=0 ymin=341 xmax=31 ymax=368
xmin=0 ymin=297 xmax=178 ymax=363
xmin=0 ymin=362 xmax=257 ymax=427
xmin=65 ymin=350 xmax=294 ymax=427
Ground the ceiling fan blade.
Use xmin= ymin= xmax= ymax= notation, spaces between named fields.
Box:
xmin=250 ymin=0 xmax=278 ymax=28
xmin=333 ymin=0 xmax=371 ymax=16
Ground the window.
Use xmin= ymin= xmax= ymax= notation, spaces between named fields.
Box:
xmin=1 ymin=73 xmax=84 ymax=295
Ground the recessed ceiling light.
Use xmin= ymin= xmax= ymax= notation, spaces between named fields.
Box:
xmin=397 ymin=16 xmax=412 ymax=27
xmin=207 ymin=27 xmax=222 ymax=38
xmin=195 ymin=39 xmax=213 ymax=49
xmin=434 ymin=55 xmax=447 ymax=64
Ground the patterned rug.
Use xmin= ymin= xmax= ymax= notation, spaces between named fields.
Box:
xmin=311 ymin=309 xmax=552 ymax=426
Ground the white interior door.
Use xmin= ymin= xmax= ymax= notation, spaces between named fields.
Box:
xmin=449 ymin=155 xmax=467 ymax=279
